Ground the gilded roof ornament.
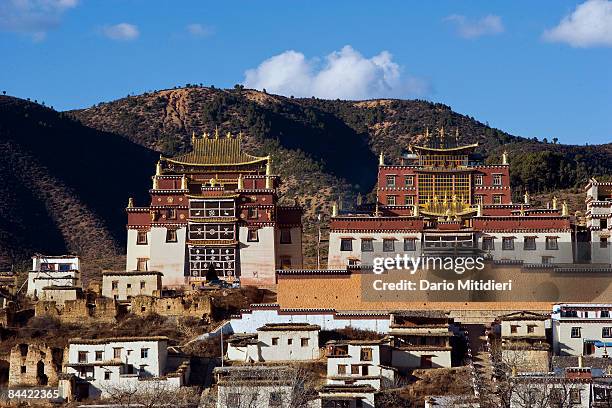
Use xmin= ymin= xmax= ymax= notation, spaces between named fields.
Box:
xmin=127 ymin=197 xmax=134 ymax=208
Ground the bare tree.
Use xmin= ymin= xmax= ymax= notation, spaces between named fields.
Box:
xmin=101 ymin=380 xmax=201 ymax=407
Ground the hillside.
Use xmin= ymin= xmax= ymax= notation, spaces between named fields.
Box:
xmin=0 ymin=96 xmax=158 ymax=276
xmin=0 ymin=87 xmax=610 ymax=273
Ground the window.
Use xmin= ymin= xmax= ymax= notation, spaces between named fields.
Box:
xmin=247 ymin=207 xmax=258 ymax=219
xmin=601 ymin=237 xmax=608 ymax=248
xmin=188 ymin=222 xmax=235 ymax=241
xmin=386 ymin=175 xmax=396 ymax=187
xmin=20 ymin=366 xmax=26 ymax=374
xmin=337 ymin=364 xmax=346 ymax=375
xmin=111 ymin=280 xmax=118 ymax=290
xmin=141 ymin=348 xmax=149 ymax=358
xmin=272 ymin=337 xmax=279 ymax=346
xmin=351 ymin=365 xmax=360 ymax=374
xmin=360 ymin=347 xmax=373 ymax=361
xmin=602 ymin=310 xmax=610 ymax=317
xmin=301 ymin=338 xmax=309 ymax=347
xmin=247 ymin=229 xmax=259 ymax=242
xmin=502 ymin=237 xmax=514 ymax=250
xmin=95 ymin=351 xmax=103 ymax=361
xmin=546 ymin=237 xmax=559 ymax=250
xmin=361 ymin=239 xmax=374 ymax=252
xmin=493 ymin=174 xmax=502 ymax=186
xmin=386 ymin=195 xmax=397 ymax=206
xmin=482 ymin=237 xmax=494 ymax=250
xmin=404 ymin=238 xmax=416 ymax=251
xmin=104 ymin=371 xmax=111 ymax=380
xmin=280 ymin=228 xmax=292 ymax=244
xmin=113 ymin=347 xmax=122 ymax=359
xmin=383 ymin=239 xmax=395 ymax=252
xmin=510 ymin=325 xmax=519 ymax=334
xmin=405 ymin=176 xmax=414 ymax=187
xmin=168 ymin=208 xmax=177 ymax=220
xmin=570 ymin=389 xmax=581 ymax=404
xmin=190 ymin=199 xmax=235 ymax=218
xmin=166 ymin=229 xmax=177 ymax=243
xmin=227 ymin=394 xmax=240 ymax=407
xmin=280 ymin=256 xmax=292 ymax=269
xmin=136 ymin=258 xmax=148 ymax=271
xmin=287 ymin=338 xmax=293 ymax=345
xmin=362 ymin=365 xmax=369 ymax=375
xmin=603 ymin=327 xmax=612 ymax=338
xmin=126 ymin=283 xmax=131 ymax=289
xmin=527 ymin=325 xmax=536 ymax=334
xmin=78 ymin=351 xmax=87 ymax=363
xmin=524 ymin=237 xmax=536 ymax=250
xmin=474 ymin=195 xmax=483 ymax=205
xmin=474 ymin=175 xmax=483 ymax=186
xmin=140 ymin=281 xmax=146 ymax=290
xmin=571 ymin=327 xmax=581 ymax=338
xmin=340 ymin=238 xmax=353 ymax=251
xmin=493 ymin=195 xmax=503 ymax=204
xmin=137 ymin=231 xmax=148 ymax=245
xmin=542 ymin=256 xmax=553 ymax=264
xmin=269 ymin=392 xmax=283 ymax=406
xmin=405 ymin=195 xmax=414 ymax=205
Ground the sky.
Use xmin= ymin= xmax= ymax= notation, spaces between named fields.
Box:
xmin=1 ymin=0 xmax=611 ymax=145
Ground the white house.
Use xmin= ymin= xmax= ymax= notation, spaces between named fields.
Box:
xmin=226 ymin=323 xmax=320 ymax=362
xmin=101 ymin=270 xmax=163 ymax=301
xmin=27 ymin=255 xmax=81 ymax=299
xmin=552 ymin=303 xmax=612 ymax=357
xmin=64 ymin=336 xmax=189 ymax=399
xmin=585 ymin=178 xmax=612 ymax=264
xmin=318 ymin=384 xmax=376 ymax=408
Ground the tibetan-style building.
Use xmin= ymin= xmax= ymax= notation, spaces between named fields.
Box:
xmin=126 ymin=131 xmax=303 ymax=287
xmin=328 ymin=128 xmax=573 ymax=268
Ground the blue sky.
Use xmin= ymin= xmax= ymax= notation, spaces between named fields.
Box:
xmin=1 ymin=0 xmax=611 ymax=145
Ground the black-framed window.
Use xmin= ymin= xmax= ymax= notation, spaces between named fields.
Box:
xmin=482 ymin=237 xmax=494 ymax=250
xmin=383 ymin=239 xmax=395 ymax=252
xmin=247 ymin=229 xmax=259 ymax=242
xmin=546 ymin=237 xmax=559 ymax=250
xmin=361 ymin=239 xmax=374 ymax=252
xmin=524 ymin=237 xmax=537 ymax=250
xmin=502 ymin=237 xmax=514 ymax=250
xmin=280 ymin=228 xmax=292 ymax=244
xmin=404 ymin=238 xmax=416 ymax=251
xmin=340 ymin=238 xmax=353 ymax=251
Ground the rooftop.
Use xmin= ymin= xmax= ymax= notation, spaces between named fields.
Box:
xmin=257 ymin=323 xmax=321 ymax=332
xmin=68 ymin=336 xmax=169 ymax=345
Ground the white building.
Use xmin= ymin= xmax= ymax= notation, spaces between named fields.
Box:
xmin=498 ymin=311 xmax=550 ymax=373
xmin=64 ymin=336 xmax=189 ymax=399
xmin=318 ymin=384 xmax=376 ymax=408
xmin=101 ymin=270 xmax=163 ymax=301
xmin=586 ymin=178 xmax=612 ymax=264
xmin=510 ymin=367 xmax=593 ymax=408
xmin=552 ymin=303 xmax=612 ymax=357
xmin=27 ymin=255 xmax=81 ymax=298
xmin=226 ymin=323 xmax=320 ymax=362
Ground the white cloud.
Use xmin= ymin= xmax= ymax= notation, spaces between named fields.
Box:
xmin=444 ymin=14 xmax=504 ymax=38
xmin=242 ymin=45 xmax=428 ymax=100
xmin=0 ymin=0 xmax=79 ymax=40
xmin=102 ymin=23 xmax=139 ymax=41
xmin=543 ymin=0 xmax=612 ymax=47
xmin=186 ymin=23 xmax=213 ymax=37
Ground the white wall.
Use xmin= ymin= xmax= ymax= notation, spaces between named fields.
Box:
xmin=149 ymin=227 xmax=187 ymax=287
xmin=391 ymin=349 xmax=451 ymax=369
xmin=257 ymin=329 xmax=319 ymax=361
xmin=101 ymin=273 xmax=161 ymax=301
xmin=239 ymin=226 xmax=276 ymax=284
xmin=27 ymin=270 xmax=80 ymax=298
xmin=126 ymin=229 xmax=151 ymax=272
xmin=275 ymin=226 xmax=303 ymax=268
xmin=478 ymin=232 xmax=573 ymax=264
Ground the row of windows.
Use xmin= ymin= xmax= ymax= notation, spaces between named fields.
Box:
xmin=271 ymin=337 xmax=310 ymax=346
xmin=340 ymin=238 xmax=417 ymax=252
xmin=111 ymin=280 xmax=148 ymax=290
xmin=137 ymin=228 xmax=293 ymax=244
xmin=77 ymin=347 xmax=149 ymax=363
xmin=482 ymin=236 xmax=559 ymax=251
xmin=227 ymin=392 xmax=285 ymax=407
xmin=137 ymin=230 xmax=177 ymax=244
xmin=571 ymin=326 xmax=612 ymax=338
xmin=385 ymin=174 xmax=504 ymax=188
xmin=384 ymin=194 xmax=505 ymax=206
xmin=337 ymin=363 xmax=370 ymax=376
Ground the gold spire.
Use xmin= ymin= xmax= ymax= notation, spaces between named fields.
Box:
xmin=379 ymin=152 xmax=385 ymax=166
xmin=331 ymin=202 xmax=338 ymax=217
xmin=181 ymin=174 xmax=188 ymax=190
xmin=502 ymin=151 xmax=508 ymax=165
xmin=266 ymin=157 xmax=272 ymax=176
xmin=520 ymin=204 xmax=525 ymax=216
xmin=226 ymin=131 xmax=232 ymax=139
xmin=191 ymin=131 xmax=196 ymax=144
xmin=524 ymin=191 xmax=530 ymax=205
xmin=552 ymin=196 xmax=558 ymax=210
xmin=214 ymin=126 xmax=219 ymax=139
xmin=155 ymin=161 xmax=162 ymax=176
xmin=562 ymin=201 xmax=569 ymax=216
xmin=152 ymin=176 xmax=158 ymax=190
xmin=237 ymin=174 xmax=244 ymax=190
xmin=127 ymin=197 xmax=134 ymax=208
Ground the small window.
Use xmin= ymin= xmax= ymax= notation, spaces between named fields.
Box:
xmin=126 ymin=283 xmax=131 ymax=289
xmin=272 ymin=337 xmax=279 ymax=346
xmin=111 ymin=280 xmax=118 ymax=290
xmin=405 ymin=176 xmax=414 ymax=187
xmin=405 ymin=195 xmax=414 ymax=205
xmin=524 ymin=237 xmax=537 ymax=251
xmin=570 ymin=389 xmax=581 ymax=404
xmin=361 ymin=239 xmax=374 ymax=252
xmin=546 ymin=237 xmax=558 ymax=250
xmin=601 ymin=237 xmax=608 ymax=248
xmin=137 ymin=230 xmax=148 ymax=245
xmin=287 ymin=338 xmax=293 ymax=345
xmin=20 ymin=366 xmax=26 ymax=374
xmin=474 ymin=195 xmax=483 ymax=205
xmin=140 ymin=281 xmax=146 ymax=290
xmin=493 ymin=174 xmax=502 ymax=186
xmin=227 ymin=394 xmax=240 ymax=407
xmin=301 ymin=338 xmax=309 ymax=347
xmin=386 ymin=175 xmax=396 ymax=187
xmin=351 ymin=365 xmax=360 ymax=374
xmin=269 ymin=392 xmax=283 ymax=407
xmin=247 ymin=229 xmax=259 ymax=242
xmin=280 ymin=256 xmax=292 ymax=269
xmin=247 ymin=207 xmax=258 ymax=219
xmin=387 ymin=195 xmax=397 ymax=206
xmin=137 ymin=258 xmax=148 ymax=271
xmin=527 ymin=325 xmax=536 ymax=334
xmin=474 ymin=175 xmax=483 ymax=186
xmin=571 ymin=327 xmax=581 ymax=338
xmin=104 ymin=371 xmax=111 ymax=380
xmin=493 ymin=195 xmax=503 ymax=204
xmin=78 ymin=351 xmax=87 ymax=363
xmin=337 ymin=364 xmax=346 ymax=375
xmin=141 ymin=348 xmax=149 ymax=358
xmin=95 ymin=351 xmax=103 ymax=361
xmin=113 ymin=347 xmax=122 ymax=359
xmin=168 ymin=208 xmax=177 ymax=220
xmin=482 ymin=237 xmax=494 ymax=250
xmin=360 ymin=347 xmax=373 ymax=361
xmin=603 ymin=327 xmax=612 ymax=338
xmin=502 ymin=237 xmax=514 ymax=250
xmin=404 ymin=238 xmax=416 ymax=251
xmin=510 ymin=325 xmax=519 ymax=334
xmin=383 ymin=239 xmax=395 ymax=252
xmin=602 ymin=310 xmax=610 ymax=317
xmin=166 ymin=229 xmax=177 ymax=243
xmin=280 ymin=228 xmax=292 ymax=244
xmin=340 ymin=238 xmax=353 ymax=251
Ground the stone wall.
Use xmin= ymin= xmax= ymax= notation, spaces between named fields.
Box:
xmin=131 ymin=294 xmax=212 ymax=320
xmin=8 ymin=343 xmax=62 ymax=387
xmin=35 ymin=298 xmax=117 ymax=323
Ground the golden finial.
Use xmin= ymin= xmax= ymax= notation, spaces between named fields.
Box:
xmin=214 ymin=126 xmax=219 ymax=139
xmin=181 ymin=175 xmax=188 ymax=190
xmin=552 ymin=196 xmax=558 ymax=210
xmin=266 ymin=157 xmax=272 ymax=176
xmin=152 ymin=176 xmax=158 ymax=190
xmin=562 ymin=201 xmax=569 ymax=216
xmin=357 ymin=193 xmax=363 ymax=206
xmin=331 ymin=202 xmax=338 ymax=217
xmin=226 ymin=131 xmax=232 ymax=139
xmin=155 ymin=161 xmax=162 ymax=176
xmin=127 ymin=197 xmax=134 ymax=208
xmin=413 ymin=204 xmax=419 ymax=217
xmin=191 ymin=131 xmax=196 ymax=144
xmin=520 ymin=204 xmax=525 ymax=216
xmin=237 ymin=174 xmax=244 ymax=190
xmin=524 ymin=191 xmax=530 ymax=205
xmin=379 ymin=152 xmax=385 ymax=166
xmin=502 ymin=151 xmax=508 ymax=165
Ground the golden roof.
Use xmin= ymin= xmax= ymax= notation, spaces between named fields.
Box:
xmin=163 ymin=132 xmax=268 ymax=166
xmin=410 ymin=142 xmax=479 ymax=153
